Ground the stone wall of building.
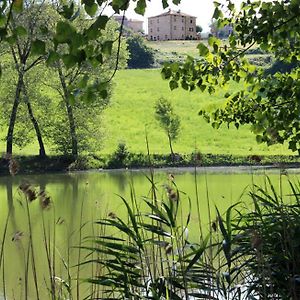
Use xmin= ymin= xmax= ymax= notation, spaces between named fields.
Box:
xmin=148 ymin=10 xmax=197 ymax=41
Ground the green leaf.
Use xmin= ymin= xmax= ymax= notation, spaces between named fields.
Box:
xmin=208 ymin=36 xmax=221 ymax=48
xmin=197 ymin=43 xmax=209 ymax=57
xmin=185 ymin=235 xmax=209 ymax=272
xmin=102 ymin=41 xmax=113 ymax=56
xmin=12 ymin=0 xmax=23 ymax=13
xmin=112 ymin=0 xmax=129 ymax=12
xmin=85 ymin=3 xmax=98 ymax=17
xmin=212 ymin=6 xmax=223 ymax=19
xmin=199 ymin=85 xmax=206 ymax=92
xmin=0 ymin=15 xmax=6 ymax=27
xmin=135 ymin=0 xmax=146 ymax=15
xmin=78 ymin=75 xmax=89 ymax=89
xmin=39 ymin=25 xmax=48 ymax=35
xmin=14 ymin=25 xmax=27 ymax=37
xmin=60 ymin=2 xmax=74 ymax=19
xmin=46 ymin=51 xmax=60 ymax=66
xmin=31 ymin=40 xmax=46 ymax=56
xmin=162 ymin=0 xmax=168 ymax=9
xmin=5 ymin=35 xmax=16 ymax=45
xmin=256 ymin=135 xmax=263 ymax=144
xmin=62 ymin=54 xmax=78 ymax=69
xmin=169 ymin=80 xmax=178 ymax=90
xmin=55 ymin=21 xmax=75 ymax=43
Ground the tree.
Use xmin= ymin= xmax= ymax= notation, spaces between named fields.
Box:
xmin=196 ymin=25 xmax=202 ymax=33
xmin=154 ymin=97 xmax=180 ymax=158
xmin=126 ymin=33 xmax=154 ymax=68
xmin=46 ymin=18 xmax=128 ymax=156
xmin=0 ymin=62 xmax=53 ymax=153
xmin=162 ymin=0 xmax=300 ymax=153
xmin=1 ymin=3 xmax=57 ymax=157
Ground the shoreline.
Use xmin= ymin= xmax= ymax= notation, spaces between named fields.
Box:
xmin=1 ymin=153 xmax=300 ymax=176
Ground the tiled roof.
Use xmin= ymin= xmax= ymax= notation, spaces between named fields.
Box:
xmin=149 ymin=10 xmax=196 ymax=19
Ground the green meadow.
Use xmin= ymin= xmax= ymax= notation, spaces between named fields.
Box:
xmin=101 ymin=68 xmax=291 ymax=156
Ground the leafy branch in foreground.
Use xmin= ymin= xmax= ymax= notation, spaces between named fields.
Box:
xmin=162 ymin=0 xmax=300 ymax=153
xmin=0 ymin=0 xmax=182 ymax=96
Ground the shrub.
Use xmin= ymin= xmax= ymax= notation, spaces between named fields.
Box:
xmin=107 ymin=142 xmax=130 ymax=168
xmin=126 ymin=34 xmax=155 ymax=68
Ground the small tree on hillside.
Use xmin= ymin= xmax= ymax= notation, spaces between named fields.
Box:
xmin=154 ymin=97 xmax=180 ymax=159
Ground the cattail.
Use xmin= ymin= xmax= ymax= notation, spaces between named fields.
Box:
xmin=212 ymin=221 xmax=218 ymax=232
xmin=56 ymin=217 xmax=65 ymax=225
xmin=165 ymin=243 xmax=173 ymax=255
xmin=108 ymin=212 xmax=117 ymax=219
xmin=12 ymin=231 xmax=24 ymax=242
xmin=168 ymin=174 xmax=175 ymax=181
xmin=8 ymin=157 xmax=19 ymax=176
xmin=19 ymin=182 xmax=37 ymax=202
xmin=251 ymin=231 xmax=263 ymax=250
xmin=38 ymin=190 xmax=51 ymax=209
xmin=166 ymin=186 xmax=178 ymax=202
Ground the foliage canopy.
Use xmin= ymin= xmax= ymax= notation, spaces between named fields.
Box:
xmin=162 ymin=0 xmax=300 ymax=153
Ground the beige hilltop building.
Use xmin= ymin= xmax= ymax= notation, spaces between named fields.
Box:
xmin=148 ymin=10 xmax=197 ymax=41
xmin=114 ymin=16 xmax=144 ymax=33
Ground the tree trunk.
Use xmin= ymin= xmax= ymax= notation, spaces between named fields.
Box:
xmin=168 ymin=132 xmax=175 ymax=161
xmin=21 ymin=79 xmax=47 ymax=158
xmin=6 ymin=73 xmax=23 ymax=155
xmin=58 ymin=65 xmax=78 ymax=157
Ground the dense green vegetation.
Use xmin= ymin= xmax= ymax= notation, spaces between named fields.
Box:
xmin=0 ymin=68 xmax=293 ymax=160
xmin=163 ymin=1 xmax=300 ymax=153
xmin=1 ymin=69 xmax=292 ymax=158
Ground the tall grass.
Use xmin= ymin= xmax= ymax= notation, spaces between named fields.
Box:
xmin=81 ymin=172 xmax=300 ymax=299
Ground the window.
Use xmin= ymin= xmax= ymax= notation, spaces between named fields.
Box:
xmin=157 ymin=36 xmax=160 ymax=40
xmin=150 ymin=35 xmax=153 ymax=40
xmin=182 ymin=27 xmax=184 ymax=31
xmin=150 ymin=28 xmax=153 ymax=33
xmin=190 ymin=19 xmax=193 ymax=23
xmin=174 ymin=16 xmax=177 ymax=22
xmin=165 ymin=34 xmax=168 ymax=39
xmin=157 ymin=27 xmax=159 ymax=32
xmin=157 ymin=18 xmax=159 ymax=23
xmin=174 ymin=26 xmax=176 ymax=30
xmin=182 ymin=16 xmax=184 ymax=23
xmin=150 ymin=20 xmax=153 ymax=25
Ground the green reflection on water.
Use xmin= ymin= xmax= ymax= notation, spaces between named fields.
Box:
xmin=0 ymin=167 xmax=297 ymax=299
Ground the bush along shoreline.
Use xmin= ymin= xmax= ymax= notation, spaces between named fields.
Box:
xmin=1 ymin=151 xmax=300 ymax=175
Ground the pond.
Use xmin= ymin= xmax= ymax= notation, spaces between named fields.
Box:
xmin=0 ymin=166 xmax=298 ymax=299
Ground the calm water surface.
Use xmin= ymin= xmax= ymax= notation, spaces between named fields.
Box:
xmin=0 ymin=167 xmax=298 ymax=299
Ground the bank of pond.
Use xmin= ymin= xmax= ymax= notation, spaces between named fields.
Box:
xmin=1 ymin=152 xmax=300 ymax=175
xmin=0 ymin=167 xmax=299 ymax=299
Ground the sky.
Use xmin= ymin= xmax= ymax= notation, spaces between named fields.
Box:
xmin=116 ymin=0 xmax=244 ymax=33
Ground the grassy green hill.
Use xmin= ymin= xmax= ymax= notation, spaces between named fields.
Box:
xmin=101 ymin=69 xmax=290 ymax=156
xmin=0 ymin=68 xmax=291 ymax=157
